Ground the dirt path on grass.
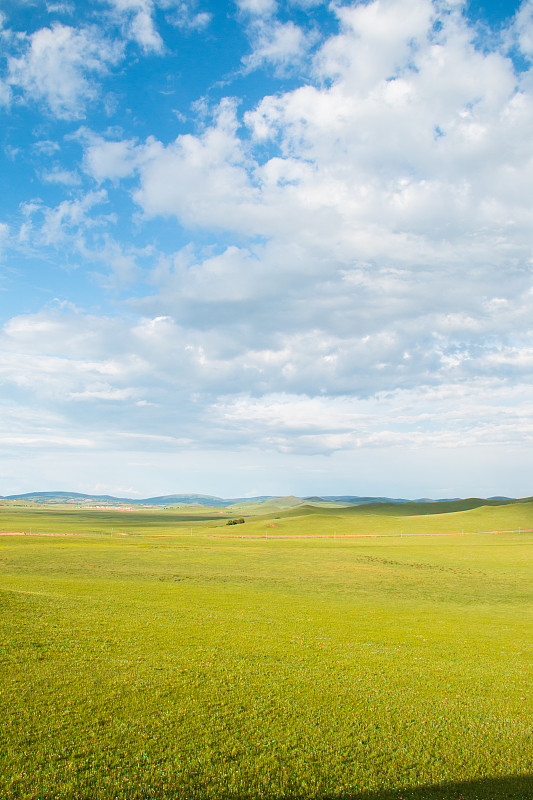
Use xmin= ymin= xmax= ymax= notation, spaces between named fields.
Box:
xmin=0 ymin=531 xmax=71 ymax=536
xmin=0 ymin=531 xmax=128 ymax=536
xmin=205 ymin=528 xmax=533 ymax=539
xmin=1 ymin=528 xmax=531 ymax=538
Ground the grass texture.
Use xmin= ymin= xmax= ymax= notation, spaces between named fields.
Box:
xmin=0 ymin=501 xmax=532 ymax=799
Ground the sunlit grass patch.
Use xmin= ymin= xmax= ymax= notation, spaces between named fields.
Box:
xmin=0 ymin=509 xmax=532 ymax=798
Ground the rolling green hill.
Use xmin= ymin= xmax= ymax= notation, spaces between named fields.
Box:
xmin=3 ymin=491 xmax=523 ymax=511
xmin=0 ymin=497 xmax=531 ymax=538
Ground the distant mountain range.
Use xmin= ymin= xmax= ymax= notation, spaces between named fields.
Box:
xmin=0 ymin=491 xmax=517 ymax=507
xmin=0 ymin=491 xmax=273 ymax=507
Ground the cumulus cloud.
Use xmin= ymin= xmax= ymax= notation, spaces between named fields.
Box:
xmin=106 ymin=0 xmax=212 ymax=49
xmin=112 ymin=2 xmax=533 ymax=277
xmin=7 ymin=23 xmax=121 ymax=118
xmin=27 ymin=189 xmax=109 ymax=246
xmin=133 ymin=100 xmax=258 ymax=228
xmin=41 ymin=167 xmax=81 ymax=185
xmin=242 ymin=18 xmax=312 ymax=73
xmin=73 ymin=0 xmax=533 ymax=411
xmin=512 ymin=0 xmax=533 ymax=59
xmin=0 ymin=310 xmax=145 ymax=407
xmin=235 ymin=0 xmax=313 ymax=75
xmin=236 ymin=0 xmax=277 ymax=18
xmin=167 ymin=1 xmax=212 ymax=31
xmin=106 ymin=0 xmax=164 ymax=52
xmin=81 ymin=132 xmax=154 ymax=182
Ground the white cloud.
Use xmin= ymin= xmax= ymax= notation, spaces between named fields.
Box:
xmin=7 ymin=24 xmax=121 ymax=118
xmin=0 ymin=311 xmax=147 ymax=409
xmin=130 ymin=8 xmax=164 ymax=52
xmin=236 ymin=0 xmax=277 ymax=17
xmin=106 ymin=0 xmax=164 ymax=52
xmin=15 ymin=191 xmax=146 ymax=286
xmin=46 ymin=3 xmax=76 ymax=13
xmin=79 ymin=236 xmax=145 ymax=286
xmin=0 ymin=80 xmax=11 ymax=108
xmin=36 ymin=189 xmax=109 ymax=245
xmin=0 ymin=433 xmax=95 ymax=448
xmin=242 ymin=19 xmax=311 ymax=73
xmin=75 ymin=0 xmax=532 ymax=417
xmin=167 ymin=2 xmax=212 ymax=31
xmin=512 ymin=0 xmax=533 ymax=59
xmin=236 ymin=0 xmax=312 ymax=76
xmin=33 ymin=140 xmax=61 ymax=156
xmin=213 ymin=382 xmax=533 ymax=453
xmin=81 ymin=132 xmax=151 ymax=182
xmin=117 ymin=0 xmax=533 ymax=278
xmin=133 ymin=100 xmax=258 ymax=228
xmin=319 ymin=0 xmax=434 ymax=86
xmin=67 ymin=382 xmax=138 ymax=401
xmin=287 ymin=0 xmax=322 ymax=7
xmin=106 ymin=0 xmax=212 ymax=49
xmin=3 ymin=300 xmax=532 ymax=456
xmin=41 ymin=167 xmax=81 ymax=185
xmin=0 ymin=297 xmax=531 ymax=497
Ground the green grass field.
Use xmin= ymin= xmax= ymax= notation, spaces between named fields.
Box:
xmin=1 ymin=501 xmax=532 ymax=799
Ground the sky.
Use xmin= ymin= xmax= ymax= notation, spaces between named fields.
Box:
xmin=0 ymin=0 xmax=532 ymax=500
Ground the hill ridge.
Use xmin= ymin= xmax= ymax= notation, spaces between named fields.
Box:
xmin=0 ymin=490 xmax=522 ymax=508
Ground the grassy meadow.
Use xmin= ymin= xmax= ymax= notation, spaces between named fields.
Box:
xmin=1 ymin=500 xmax=532 ymax=799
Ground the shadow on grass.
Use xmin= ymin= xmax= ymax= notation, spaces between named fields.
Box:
xmin=220 ymin=775 xmax=533 ymax=800
xmin=326 ymin=773 xmax=533 ymax=800
xmin=31 ymin=773 xmax=533 ymax=800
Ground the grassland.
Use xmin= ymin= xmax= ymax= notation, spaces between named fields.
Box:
xmin=0 ymin=497 xmax=532 ymax=538
xmin=1 ymin=500 xmax=532 ymax=799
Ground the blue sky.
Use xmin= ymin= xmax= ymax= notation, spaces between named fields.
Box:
xmin=0 ymin=0 xmax=532 ymax=499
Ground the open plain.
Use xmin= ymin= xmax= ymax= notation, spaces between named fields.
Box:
xmin=1 ymin=499 xmax=532 ymax=799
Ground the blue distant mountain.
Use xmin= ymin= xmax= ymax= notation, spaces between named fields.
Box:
xmin=1 ymin=491 xmax=279 ymax=507
xmin=306 ymin=495 xmax=411 ymax=504
xmin=1 ymin=491 xmax=517 ymax=507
